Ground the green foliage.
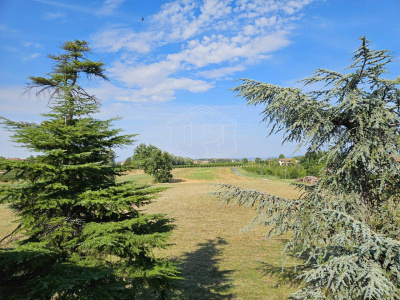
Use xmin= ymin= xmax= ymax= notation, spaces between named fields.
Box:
xmin=170 ymin=155 xmax=193 ymax=166
xmin=213 ymin=37 xmax=400 ymax=299
xmin=242 ymin=158 xmax=248 ymax=164
xmin=172 ymin=162 xmax=243 ymax=168
xmin=0 ymin=40 xmax=178 ymax=299
xmin=255 ymin=157 xmax=262 ymax=164
xmin=133 ymin=144 xmax=173 ymax=183
xmin=243 ymin=165 xmax=306 ymax=179
xmin=279 ymin=154 xmax=285 ymax=159
xmin=299 ymin=151 xmax=327 ymax=177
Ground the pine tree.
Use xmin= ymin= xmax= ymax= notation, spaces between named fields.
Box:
xmin=0 ymin=40 xmax=178 ymax=299
xmin=212 ymin=37 xmax=400 ymax=299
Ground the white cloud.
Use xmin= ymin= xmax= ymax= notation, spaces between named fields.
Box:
xmin=22 ymin=53 xmax=40 ymax=61
xmin=198 ymin=65 xmax=246 ymax=79
xmin=97 ymin=0 xmax=125 ymax=16
xmin=255 ymin=16 xmax=277 ymax=27
xmin=91 ymin=0 xmax=314 ymax=102
xmin=168 ymin=31 xmax=289 ymax=68
xmin=36 ymin=0 xmax=126 ymax=16
xmin=34 ymin=0 xmax=92 ymax=14
xmin=109 ymin=59 xmax=182 ymax=87
xmin=23 ymin=41 xmax=43 ymax=48
xmin=0 ymin=86 xmax=49 ymax=115
xmin=88 ymin=79 xmax=213 ymax=103
xmin=44 ymin=12 xmax=65 ymax=20
xmin=91 ymin=28 xmax=156 ymax=53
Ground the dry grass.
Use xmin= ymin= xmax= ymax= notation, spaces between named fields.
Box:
xmin=0 ymin=204 xmax=19 ymax=247
xmin=0 ymin=167 xmax=303 ymax=299
xmin=137 ymin=167 xmax=303 ymax=299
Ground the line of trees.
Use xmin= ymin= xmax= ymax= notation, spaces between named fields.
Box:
xmin=241 ymin=152 xmax=327 ymax=179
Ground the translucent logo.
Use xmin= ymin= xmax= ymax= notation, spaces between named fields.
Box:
xmin=166 ymin=105 xmax=237 ymax=158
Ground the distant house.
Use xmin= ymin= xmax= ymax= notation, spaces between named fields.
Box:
xmin=278 ymin=158 xmax=294 ymax=166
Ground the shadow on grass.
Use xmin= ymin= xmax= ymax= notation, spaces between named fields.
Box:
xmin=253 ymin=238 xmax=306 ymax=289
xmin=256 ymin=261 xmax=306 ymax=289
xmin=173 ymin=237 xmax=234 ymax=299
xmin=169 ymin=179 xmax=186 ymax=183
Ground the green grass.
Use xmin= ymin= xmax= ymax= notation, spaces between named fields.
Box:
xmin=117 ymin=170 xmax=154 ymax=184
xmin=184 ymin=168 xmax=216 ymax=181
xmin=235 ymin=167 xmax=299 ymax=183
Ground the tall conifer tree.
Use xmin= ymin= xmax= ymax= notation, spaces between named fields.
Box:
xmin=0 ymin=40 xmax=177 ymax=299
xmin=213 ymin=37 xmax=400 ymax=299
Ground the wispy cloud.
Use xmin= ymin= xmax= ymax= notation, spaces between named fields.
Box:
xmin=36 ymin=0 xmax=126 ymax=16
xmin=91 ymin=0 xmax=315 ymax=102
xmin=34 ymin=0 xmax=93 ymax=14
xmin=88 ymin=79 xmax=213 ymax=103
xmin=198 ymin=65 xmax=246 ymax=79
xmin=0 ymin=86 xmax=48 ymax=115
xmin=44 ymin=12 xmax=66 ymax=20
xmin=97 ymin=0 xmax=126 ymax=15
xmin=22 ymin=53 xmax=40 ymax=61
xmin=23 ymin=41 xmax=43 ymax=48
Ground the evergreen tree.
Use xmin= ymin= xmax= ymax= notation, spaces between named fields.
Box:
xmin=0 ymin=40 xmax=178 ymax=299
xmin=213 ymin=37 xmax=400 ymax=299
xmin=133 ymin=144 xmax=173 ymax=183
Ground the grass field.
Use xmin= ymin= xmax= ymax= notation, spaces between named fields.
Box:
xmin=1 ymin=167 xmax=303 ymax=299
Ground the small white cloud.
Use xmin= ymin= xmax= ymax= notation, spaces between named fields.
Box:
xmin=35 ymin=0 xmax=92 ymax=13
xmin=109 ymin=59 xmax=182 ymax=88
xmin=22 ymin=53 xmax=40 ymax=61
xmin=131 ymin=77 xmax=213 ymax=102
xmin=243 ymin=25 xmax=257 ymax=36
xmin=97 ymin=0 xmax=125 ymax=15
xmin=23 ymin=41 xmax=43 ymax=48
xmin=91 ymin=28 xmax=155 ymax=53
xmin=255 ymin=16 xmax=277 ymax=27
xmin=44 ymin=12 xmax=65 ymax=20
xmin=88 ymin=79 xmax=213 ymax=103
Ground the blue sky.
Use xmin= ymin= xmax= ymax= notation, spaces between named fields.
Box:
xmin=1 ymin=0 xmax=400 ymax=160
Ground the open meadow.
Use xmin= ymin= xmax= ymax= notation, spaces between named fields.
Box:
xmin=121 ymin=167 xmax=302 ymax=299
xmin=1 ymin=167 xmax=303 ymax=299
